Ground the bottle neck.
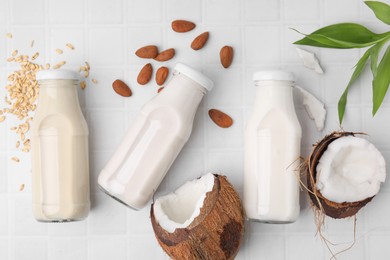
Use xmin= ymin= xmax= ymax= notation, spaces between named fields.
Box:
xmin=37 ymin=79 xmax=80 ymax=111
xmin=158 ymin=73 xmax=206 ymax=112
xmin=254 ymin=80 xmax=295 ymax=109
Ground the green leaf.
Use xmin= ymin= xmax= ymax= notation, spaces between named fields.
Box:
xmin=365 ymin=1 xmax=390 ymax=25
xmin=373 ymin=45 xmax=390 ymax=115
xmin=293 ymin=23 xmax=390 ymax=49
xmin=369 ymin=41 xmax=385 ymax=77
xmin=338 ymin=48 xmax=371 ymax=124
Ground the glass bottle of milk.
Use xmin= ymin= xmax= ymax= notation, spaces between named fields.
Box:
xmin=244 ymin=71 xmax=301 ymax=223
xmin=98 ymin=63 xmax=213 ymax=210
xmin=31 ymin=70 xmax=90 ymax=222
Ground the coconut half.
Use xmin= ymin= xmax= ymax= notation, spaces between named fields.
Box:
xmin=306 ymin=132 xmax=386 ymax=218
xmin=151 ymin=173 xmax=244 ymax=260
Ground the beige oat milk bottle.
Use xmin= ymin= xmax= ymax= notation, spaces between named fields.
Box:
xmin=244 ymin=71 xmax=302 ymax=223
xmin=31 ymin=70 xmax=90 ymax=222
xmin=98 ymin=63 xmax=213 ymax=210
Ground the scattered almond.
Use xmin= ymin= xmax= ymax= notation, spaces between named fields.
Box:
xmin=171 ymin=20 xmax=196 ymax=33
xmin=156 ymin=66 xmax=169 ymax=86
xmin=157 ymin=87 xmax=164 ymax=93
xmin=55 ymin=48 xmax=63 ymax=54
xmin=154 ymin=48 xmax=175 ymax=62
xmin=12 ymin=50 xmax=18 ymax=57
xmin=135 ymin=45 xmax=159 ymax=59
xmin=208 ymin=109 xmax=233 ymax=128
xmin=92 ymin=78 xmax=98 ymax=84
xmin=191 ymin=32 xmax=209 ymax=50
xmin=113 ymin=79 xmax=132 ymax=97
xmin=19 ymin=184 xmax=25 ymax=191
xmin=6 ymin=33 xmax=12 ymax=39
xmin=11 ymin=157 xmax=20 ymax=163
xmin=220 ymin=46 xmax=233 ymax=68
xmin=137 ymin=63 xmax=153 ymax=85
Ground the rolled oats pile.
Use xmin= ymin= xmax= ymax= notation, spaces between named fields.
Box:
xmin=1 ymin=34 xmax=94 ymax=162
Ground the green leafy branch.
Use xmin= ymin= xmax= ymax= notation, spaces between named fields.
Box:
xmin=292 ymin=1 xmax=390 ymax=124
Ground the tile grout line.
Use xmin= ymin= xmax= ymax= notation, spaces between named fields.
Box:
xmin=4 ymin=0 xmax=12 ymax=258
xmin=279 ymin=0 xmax=290 ymax=259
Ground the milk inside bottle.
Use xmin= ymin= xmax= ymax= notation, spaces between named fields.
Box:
xmin=98 ymin=63 xmax=213 ymax=210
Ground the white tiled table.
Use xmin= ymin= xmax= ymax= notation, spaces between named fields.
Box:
xmin=1 ymin=0 xmax=390 ymax=259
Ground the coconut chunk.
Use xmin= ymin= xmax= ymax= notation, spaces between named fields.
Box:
xmin=296 ymin=47 xmax=324 ymax=74
xmin=153 ymin=173 xmax=215 ymax=233
xmin=316 ymin=136 xmax=386 ymax=203
xmin=295 ymin=86 xmax=326 ymax=131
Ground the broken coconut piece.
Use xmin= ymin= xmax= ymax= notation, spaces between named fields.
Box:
xmin=295 ymin=86 xmax=326 ymax=131
xmin=316 ymin=135 xmax=385 ymax=203
xmin=306 ymin=132 xmax=386 ymax=218
xmin=151 ymin=173 xmax=244 ymax=260
xmin=296 ymin=47 xmax=324 ymax=74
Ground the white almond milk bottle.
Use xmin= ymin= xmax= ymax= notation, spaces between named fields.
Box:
xmin=32 ymin=70 xmax=90 ymax=222
xmin=98 ymin=63 xmax=213 ymax=210
xmin=244 ymin=71 xmax=301 ymax=223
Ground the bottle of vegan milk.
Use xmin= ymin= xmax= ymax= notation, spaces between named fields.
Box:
xmin=98 ymin=63 xmax=213 ymax=210
xmin=31 ymin=70 xmax=90 ymax=222
xmin=244 ymin=71 xmax=301 ymax=223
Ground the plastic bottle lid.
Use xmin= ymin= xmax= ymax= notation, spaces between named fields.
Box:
xmin=36 ymin=69 xmax=80 ymax=81
xmin=253 ymin=70 xmax=294 ymax=83
xmin=174 ymin=63 xmax=214 ymax=91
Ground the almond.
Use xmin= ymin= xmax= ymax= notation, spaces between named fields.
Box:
xmin=112 ymin=79 xmax=132 ymax=97
xmin=208 ymin=109 xmax=233 ymax=128
xmin=157 ymin=87 xmax=164 ymax=93
xmin=137 ymin=63 xmax=153 ymax=85
xmin=191 ymin=32 xmax=209 ymax=50
xmin=220 ymin=46 xmax=233 ymax=69
xmin=156 ymin=66 xmax=169 ymax=86
xmin=154 ymin=48 xmax=175 ymax=62
xmin=171 ymin=20 xmax=196 ymax=33
xmin=135 ymin=45 xmax=158 ymax=59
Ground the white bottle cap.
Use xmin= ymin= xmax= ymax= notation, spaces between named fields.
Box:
xmin=174 ymin=63 xmax=214 ymax=91
xmin=253 ymin=70 xmax=294 ymax=83
xmin=36 ymin=69 xmax=80 ymax=81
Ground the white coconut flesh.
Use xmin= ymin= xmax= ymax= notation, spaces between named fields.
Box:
xmin=316 ymin=136 xmax=386 ymax=203
xmin=153 ymin=173 xmax=215 ymax=233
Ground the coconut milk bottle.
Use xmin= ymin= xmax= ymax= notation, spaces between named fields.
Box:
xmin=31 ymin=70 xmax=90 ymax=222
xmin=98 ymin=63 xmax=213 ymax=210
xmin=244 ymin=71 xmax=301 ymax=223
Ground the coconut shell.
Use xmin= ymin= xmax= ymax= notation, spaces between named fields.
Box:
xmin=306 ymin=131 xmax=373 ymax=219
xmin=151 ymin=174 xmax=244 ymax=260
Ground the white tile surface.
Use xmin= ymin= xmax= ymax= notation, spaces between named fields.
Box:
xmin=0 ymin=238 xmax=7 ymax=260
xmin=128 ymin=0 xmax=163 ymax=23
xmin=88 ymin=28 xmax=124 ymax=66
xmin=48 ymin=238 xmax=87 ymax=260
xmin=49 ymin=0 xmax=85 ymax=24
xmin=10 ymin=0 xmax=45 ymax=25
xmin=244 ymin=0 xmax=280 ymax=21
xmin=87 ymin=0 xmax=123 ymax=24
xmin=0 ymin=0 xmax=390 ymax=259
xmin=244 ymin=26 xmax=280 ymax=64
xmin=13 ymin=238 xmax=47 ymax=260
xmin=0 ymin=197 xmax=7 ymax=235
xmin=89 ymin=237 xmax=127 ymax=260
